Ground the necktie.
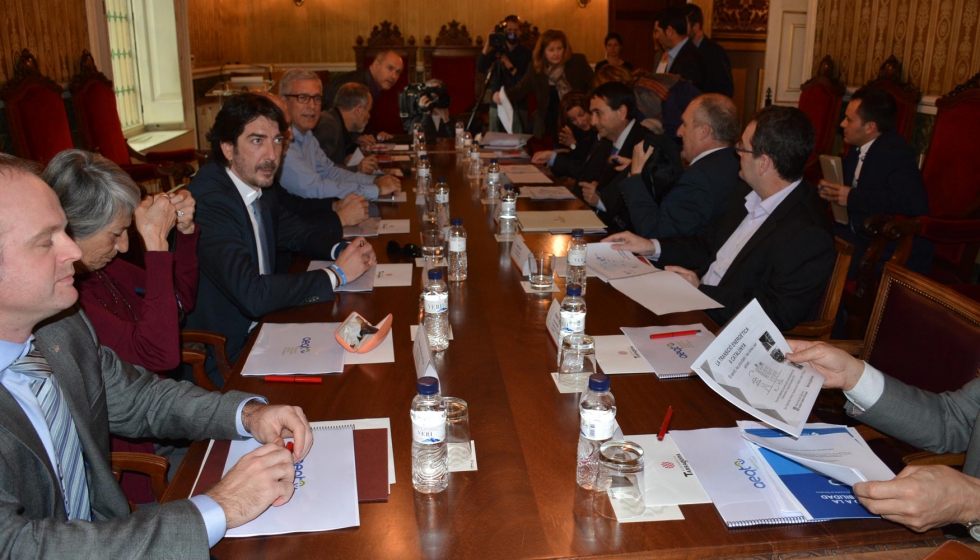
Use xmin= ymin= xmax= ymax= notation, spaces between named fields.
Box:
xmin=251 ymin=196 xmax=273 ymax=275
xmin=610 ymin=147 xmax=619 ymax=157
xmin=853 ymin=151 xmax=867 ymax=189
xmin=9 ymin=348 xmax=92 ymax=521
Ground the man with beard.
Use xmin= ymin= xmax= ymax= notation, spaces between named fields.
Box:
xmin=323 ymin=50 xmax=404 ymax=144
xmin=314 ymin=83 xmax=377 ymax=172
xmin=185 ymin=93 xmax=377 ymax=378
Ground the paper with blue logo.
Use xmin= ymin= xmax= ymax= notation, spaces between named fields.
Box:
xmin=621 ymin=324 xmax=714 ymax=378
xmin=584 ymin=242 xmax=658 ymax=282
xmin=222 ymin=426 xmax=359 ymax=537
xmin=241 ymin=323 xmax=346 ymax=376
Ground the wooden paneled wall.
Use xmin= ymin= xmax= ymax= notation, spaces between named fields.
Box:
xmin=0 ymin=0 xmax=90 ymax=84
xmin=188 ymin=0 xmax=609 ymax=68
xmin=813 ymin=0 xmax=980 ymax=96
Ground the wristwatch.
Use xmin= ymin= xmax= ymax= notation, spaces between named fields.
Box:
xmin=965 ymin=519 xmax=980 ymax=540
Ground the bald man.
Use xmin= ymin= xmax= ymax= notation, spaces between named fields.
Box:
xmin=323 ymin=50 xmax=405 ymax=143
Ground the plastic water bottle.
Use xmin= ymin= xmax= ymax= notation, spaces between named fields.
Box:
xmin=468 ymin=146 xmax=482 ymax=177
xmin=413 ymin=123 xmax=426 ymax=157
xmin=421 ymin=269 xmax=450 ymax=351
xmin=411 ymin=376 xmax=449 ymax=493
xmin=485 ymin=162 xmax=501 ymax=201
xmin=577 ymin=373 xmax=616 ymax=490
xmin=567 ymin=229 xmax=588 ymax=296
xmin=417 ymin=154 xmax=431 ymax=195
xmin=448 ymin=218 xmax=467 ymax=282
xmin=500 ymin=185 xmax=517 ymax=219
xmin=560 ymin=283 xmax=586 ymax=343
xmin=455 ymin=122 xmax=465 ymax=151
xmin=487 ymin=158 xmax=501 ymax=186
xmin=462 ymin=132 xmax=473 ymax=155
xmin=434 ymin=177 xmax=450 ymax=228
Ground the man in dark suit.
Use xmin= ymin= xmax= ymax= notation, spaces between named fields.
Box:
xmin=323 ymin=50 xmax=404 ymax=144
xmin=620 ymin=94 xmax=742 ymax=239
xmin=577 ymin=82 xmax=668 ymax=233
xmin=186 ymin=94 xmax=376 ymax=370
xmin=0 ymin=153 xmax=314 ymax=556
xmin=477 ymin=14 xmax=533 ymax=133
xmin=818 ymin=86 xmax=931 ymax=275
xmin=653 ymin=7 xmax=707 ymax=92
xmin=683 ymin=4 xmax=735 ymax=97
xmin=314 ymin=82 xmax=375 ymax=172
xmin=606 ymin=105 xmax=835 ymax=330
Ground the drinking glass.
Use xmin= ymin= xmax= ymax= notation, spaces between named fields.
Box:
xmin=558 ymin=333 xmax=596 ymax=390
xmin=593 ymin=440 xmax=645 ymax=520
xmin=528 ymin=252 xmax=555 ymax=290
xmin=443 ymin=397 xmax=471 ymax=469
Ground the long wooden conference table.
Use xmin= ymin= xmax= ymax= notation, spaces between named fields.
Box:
xmin=163 ymin=141 xmax=946 ymax=558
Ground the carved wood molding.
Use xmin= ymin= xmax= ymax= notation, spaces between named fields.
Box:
xmin=70 ymin=50 xmax=113 ymax=93
xmin=355 ymin=21 xmax=416 ymax=49
xmin=0 ymin=49 xmax=62 ymax=99
xmin=423 ymin=20 xmax=473 ymax=47
xmin=711 ymin=0 xmax=768 ymax=37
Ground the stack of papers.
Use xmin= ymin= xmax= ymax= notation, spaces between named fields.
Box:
xmin=481 ymin=130 xmax=530 ymax=147
xmin=516 ymin=210 xmax=606 ymax=233
xmin=520 ymin=186 xmax=576 ymax=200
xmin=610 ymin=273 xmax=724 ymax=315
xmin=503 ymin=165 xmax=552 ymax=185
xmin=585 ymin=243 xmax=658 ymax=282
xmin=620 ymin=324 xmax=715 ymax=378
xmin=342 ymin=218 xmax=410 ymax=238
xmin=240 ymin=322 xmax=394 ymax=376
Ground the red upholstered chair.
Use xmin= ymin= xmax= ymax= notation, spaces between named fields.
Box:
xmin=421 ymin=21 xmax=482 ymax=118
xmin=863 ymin=56 xmax=922 ymax=145
xmin=0 ymin=49 xmax=74 ymax=166
xmin=354 ymin=21 xmax=418 ymax=135
xmin=797 ymin=56 xmax=845 ymax=180
xmin=69 ymin=51 xmax=201 ymax=190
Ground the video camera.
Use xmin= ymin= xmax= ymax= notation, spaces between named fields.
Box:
xmin=398 ymin=83 xmax=451 ymax=120
xmin=487 ymin=23 xmax=510 ymax=54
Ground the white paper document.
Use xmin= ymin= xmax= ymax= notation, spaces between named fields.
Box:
xmin=819 ymin=155 xmax=849 ymax=225
xmin=342 ymin=218 xmax=410 ymax=238
xmin=738 ymin=421 xmax=895 ymax=485
xmin=620 ymin=324 xmax=714 ymax=378
xmin=690 ymin=299 xmax=825 ymax=437
xmin=610 ymin=272 xmax=724 ymax=315
xmin=520 ymin=186 xmax=576 ymax=200
xmin=315 ymin=418 xmax=395 ymax=485
xmin=481 ymin=131 xmax=532 ymax=147
xmin=241 ymin=323 xmax=346 ymax=376
xmin=348 ymin=148 xmax=365 ymax=167
xmin=306 ymin=263 xmax=413 ymax=291
xmin=413 ymin=326 xmax=438 ymax=380
xmin=593 ymin=335 xmax=654 ymax=374
xmin=224 ymin=427 xmax=359 ymax=537
xmin=504 ymin=170 xmax=552 ymax=184
xmin=342 ymin=329 xmax=395 ymax=365
xmin=625 ymin=434 xmax=711 ymax=507
xmin=516 ymin=211 xmax=606 ymax=233
xmin=497 ymin=88 xmax=515 ymax=134
xmin=586 ymin=243 xmax=658 ymax=281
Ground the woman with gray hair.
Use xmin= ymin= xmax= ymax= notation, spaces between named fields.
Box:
xmin=43 ymin=149 xmax=199 ymax=373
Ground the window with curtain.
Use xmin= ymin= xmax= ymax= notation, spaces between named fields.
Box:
xmin=105 ymin=0 xmax=143 ymax=129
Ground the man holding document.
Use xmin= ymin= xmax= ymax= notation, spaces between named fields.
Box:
xmin=0 ymin=154 xmax=314 ymax=557
xmin=604 ymin=105 xmax=835 ymax=330
xmin=788 ymin=339 xmax=980 ymax=535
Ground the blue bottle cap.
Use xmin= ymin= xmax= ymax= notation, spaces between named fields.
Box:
xmin=566 ymin=284 xmax=582 ymax=297
xmin=572 ymin=229 xmax=584 ymax=237
xmin=438 ymin=177 xmax=446 ymax=183
xmin=428 ymin=269 xmax=443 ymax=280
xmin=505 ymin=185 xmax=514 ymax=191
xmin=451 ymin=218 xmax=463 ymax=226
xmin=420 ymin=154 xmax=427 ymax=161
xmin=491 ymin=158 xmax=498 ymax=164
xmin=417 ymin=376 xmax=440 ymax=395
xmin=588 ymin=373 xmax=610 ymax=392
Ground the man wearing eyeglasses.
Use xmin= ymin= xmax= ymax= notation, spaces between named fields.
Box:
xmin=278 ymin=69 xmax=401 ymax=222
xmin=604 ymin=105 xmax=835 ymax=331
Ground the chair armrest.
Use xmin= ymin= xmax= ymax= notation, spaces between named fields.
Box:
xmin=917 ymin=216 xmax=980 ymax=244
xmin=783 ymin=318 xmax=835 ymax=339
xmin=181 ymin=329 xmax=233 ymax=383
xmin=182 ymin=347 xmax=220 ymax=392
xmin=903 ymin=451 xmax=967 ymax=468
xmin=854 ymin=424 xmax=888 ymax=442
xmin=827 ymin=339 xmax=865 ymax=356
xmin=110 ymin=451 xmax=170 ymax=503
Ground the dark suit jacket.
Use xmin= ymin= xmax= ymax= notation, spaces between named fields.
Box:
xmin=186 ymin=162 xmax=343 ymax=365
xmin=323 ymin=68 xmax=380 ymax=111
xmin=838 ymin=130 xmax=932 ymax=274
xmin=505 ymin=54 xmax=595 ymax=138
xmin=595 ymin=124 xmax=675 ymax=232
xmin=0 ymin=309 xmax=254 ymax=558
xmin=622 ymin=147 xmax=741 ymax=239
xmin=667 ymin=39 xmax=707 ymax=92
xmin=697 ymin=36 xmax=734 ymax=97
xmin=551 ymin=126 xmax=599 ymax=181
xmin=313 ymin=106 xmax=356 ymax=167
xmin=659 ymin=181 xmax=836 ymax=330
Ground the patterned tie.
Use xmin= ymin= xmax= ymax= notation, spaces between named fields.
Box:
xmin=853 ymin=150 xmax=867 ymax=189
xmin=251 ymin=195 xmax=273 ymax=275
xmin=9 ymin=348 xmax=92 ymax=521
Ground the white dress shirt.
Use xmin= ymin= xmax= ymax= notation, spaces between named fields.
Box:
xmin=852 ymin=137 xmax=876 ymax=188
xmin=596 ymin=119 xmax=637 ymax=213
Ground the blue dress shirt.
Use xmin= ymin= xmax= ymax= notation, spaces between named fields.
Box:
xmin=281 ymin=126 xmax=380 ymax=201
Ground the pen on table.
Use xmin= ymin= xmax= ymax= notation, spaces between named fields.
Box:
xmin=657 ymin=406 xmax=674 ymax=441
xmin=649 ymin=329 xmax=701 ymax=340
xmin=264 ymin=375 xmax=322 ymax=384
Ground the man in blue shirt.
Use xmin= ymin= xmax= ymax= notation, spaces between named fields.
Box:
xmin=0 ymin=153 xmax=314 ymax=556
xmin=279 ymin=69 xmax=402 ymax=214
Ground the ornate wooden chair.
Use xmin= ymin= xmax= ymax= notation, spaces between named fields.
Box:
xmin=862 ymin=56 xmax=922 ymax=145
xmin=0 ymin=49 xmax=75 ymax=166
xmin=69 ymin=50 xmax=202 ymax=191
xmin=354 ymin=21 xmax=417 ymax=134
xmin=797 ymin=55 xmax=845 ymax=175
xmin=518 ymin=20 xmax=541 ymax=52
xmin=421 ymin=21 xmax=483 ymax=118
xmin=783 ymin=237 xmax=853 ymax=340
xmin=827 ymin=263 xmax=980 ymax=470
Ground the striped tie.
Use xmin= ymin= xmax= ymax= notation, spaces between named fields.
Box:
xmin=9 ymin=348 xmax=92 ymax=521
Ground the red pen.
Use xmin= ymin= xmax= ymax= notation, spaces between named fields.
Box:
xmin=286 ymin=441 xmax=294 ymax=453
xmin=649 ymin=329 xmax=701 ymax=340
xmin=264 ymin=375 xmax=323 ymax=384
xmin=657 ymin=406 xmax=674 ymax=441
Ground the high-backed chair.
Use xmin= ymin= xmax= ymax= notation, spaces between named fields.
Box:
xmin=518 ymin=20 xmax=541 ymax=52
xmin=863 ymin=56 xmax=922 ymax=145
xmin=421 ymin=21 xmax=482 ymax=118
xmin=830 ymin=263 xmax=980 ymax=469
xmin=354 ymin=21 xmax=417 ymax=134
xmin=783 ymin=237 xmax=853 ymax=340
xmin=797 ymin=55 xmax=845 ymax=176
xmin=69 ymin=50 xmax=201 ymax=190
xmin=0 ymin=49 xmax=74 ymax=166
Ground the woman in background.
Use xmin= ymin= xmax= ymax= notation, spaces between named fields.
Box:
xmin=594 ymin=33 xmax=633 ymax=72
xmin=531 ymin=91 xmax=598 ymax=180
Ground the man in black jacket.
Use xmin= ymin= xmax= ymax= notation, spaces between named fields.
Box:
xmin=476 ymin=14 xmax=532 ymax=133
xmin=818 ymin=87 xmax=931 ymax=274
xmin=323 ymin=50 xmax=404 ymax=144
xmin=653 ymin=7 xmax=707 ymax=92
xmin=314 ymin=83 xmax=374 ymax=172
xmin=186 ymin=94 xmax=376 ymax=371
xmin=683 ymin=4 xmax=734 ymax=97
xmin=605 ymin=105 xmax=835 ymax=331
